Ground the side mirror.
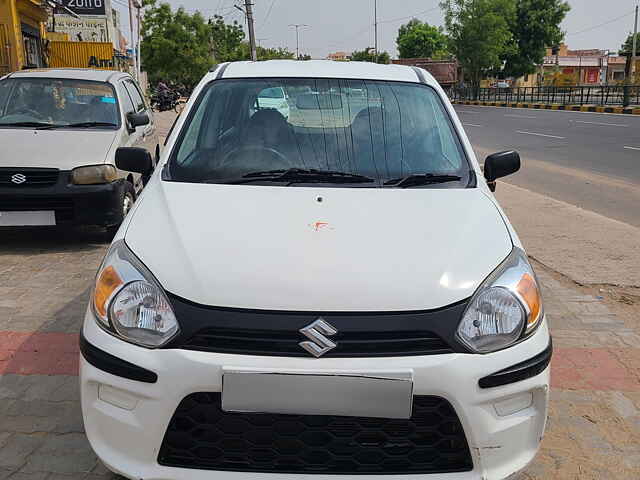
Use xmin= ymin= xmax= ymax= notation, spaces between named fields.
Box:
xmin=116 ymin=147 xmax=153 ymax=177
xmin=127 ymin=111 xmax=150 ymax=131
xmin=484 ymin=151 xmax=520 ymax=192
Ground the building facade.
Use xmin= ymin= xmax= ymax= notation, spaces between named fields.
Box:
xmin=0 ymin=0 xmax=49 ymax=74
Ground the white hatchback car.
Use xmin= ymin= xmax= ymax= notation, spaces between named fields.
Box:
xmin=0 ymin=69 xmax=158 ymax=232
xmin=81 ymin=61 xmax=551 ymax=480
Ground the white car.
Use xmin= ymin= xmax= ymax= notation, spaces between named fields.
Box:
xmin=0 ymin=69 xmax=158 ymax=232
xmin=255 ymin=86 xmax=290 ymax=118
xmin=81 ymin=60 xmax=551 ymax=480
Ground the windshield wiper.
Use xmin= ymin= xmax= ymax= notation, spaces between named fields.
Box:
xmin=35 ymin=121 xmax=118 ymax=130
xmin=384 ymin=173 xmax=462 ymax=188
xmin=0 ymin=121 xmax=55 ymax=128
xmin=222 ymin=168 xmax=377 ymax=185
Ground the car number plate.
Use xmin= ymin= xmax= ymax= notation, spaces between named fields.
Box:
xmin=0 ymin=211 xmax=56 ymax=226
xmin=222 ymin=370 xmax=413 ymax=419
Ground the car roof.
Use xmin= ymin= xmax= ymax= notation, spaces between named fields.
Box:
xmin=209 ymin=60 xmax=436 ymax=86
xmin=6 ymin=68 xmax=129 ymax=83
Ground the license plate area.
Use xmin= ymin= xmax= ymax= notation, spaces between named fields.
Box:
xmin=222 ymin=370 xmax=413 ymax=419
xmin=0 ymin=211 xmax=56 ymax=226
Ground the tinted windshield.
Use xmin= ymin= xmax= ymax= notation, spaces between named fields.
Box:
xmin=169 ymin=78 xmax=470 ymax=187
xmin=0 ymin=78 xmax=119 ymax=128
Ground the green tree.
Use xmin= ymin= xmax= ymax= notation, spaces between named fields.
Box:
xmin=440 ymin=0 xmax=516 ymax=88
xmin=141 ymin=0 xmax=213 ymax=88
xmin=502 ymin=0 xmax=570 ymax=78
xmin=351 ymin=49 xmax=391 ymax=64
xmin=619 ymin=32 xmax=640 ymax=82
xmin=396 ymin=19 xmax=449 ymax=59
xmin=208 ymin=14 xmax=245 ymax=62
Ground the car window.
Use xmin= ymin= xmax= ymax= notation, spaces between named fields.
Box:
xmin=168 ymin=78 xmax=469 ymax=187
xmin=124 ymin=80 xmax=145 ymax=112
xmin=119 ymin=81 xmax=135 ymax=114
xmin=259 ymin=87 xmax=285 ymax=99
xmin=0 ymin=78 xmax=119 ymax=128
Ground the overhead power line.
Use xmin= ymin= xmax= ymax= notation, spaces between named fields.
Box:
xmin=378 ymin=5 xmax=440 ymax=25
xmin=259 ymin=0 xmax=277 ymax=30
xmin=567 ymin=9 xmax=636 ymax=36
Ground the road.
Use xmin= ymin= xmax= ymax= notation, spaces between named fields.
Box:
xmin=454 ymin=105 xmax=640 ymax=227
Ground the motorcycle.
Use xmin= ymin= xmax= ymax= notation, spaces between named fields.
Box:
xmin=150 ymin=89 xmax=186 ymax=113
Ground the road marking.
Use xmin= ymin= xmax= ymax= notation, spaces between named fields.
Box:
xmin=463 ymin=123 xmax=483 ymax=127
xmin=516 ymin=130 xmax=566 ymax=139
xmin=504 ymin=114 xmax=537 ymax=119
xmin=624 ymin=146 xmax=640 ymax=151
xmin=574 ymin=120 xmax=628 ymax=127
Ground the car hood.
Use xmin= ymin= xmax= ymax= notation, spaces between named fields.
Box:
xmin=125 ymin=182 xmax=513 ymax=311
xmin=0 ymin=128 xmax=117 ymax=169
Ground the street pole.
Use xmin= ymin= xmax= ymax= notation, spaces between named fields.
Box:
xmin=289 ymin=24 xmax=308 ymax=60
xmin=374 ymin=0 xmax=378 ymax=62
xmin=136 ymin=2 xmax=141 ymax=80
xmin=128 ymin=0 xmax=138 ymax=79
xmin=633 ymin=5 xmax=638 ymax=80
xmin=245 ymin=0 xmax=257 ymax=61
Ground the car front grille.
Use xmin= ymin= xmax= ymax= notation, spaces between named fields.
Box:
xmin=0 ymin=168 xmax=59 ymax=187
xmin=0 ymin=196 xmax=74 ymax=222
xmin=181 ymin=327 xmax=453 ymax=357
xmin=158 ymin=393 xmax=473 ymax=474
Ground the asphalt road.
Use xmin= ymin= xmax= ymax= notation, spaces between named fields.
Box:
xmin=454 ymin=105 xmax=640 ymax=228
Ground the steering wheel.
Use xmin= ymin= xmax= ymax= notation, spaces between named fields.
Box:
xmin=11 ymin=108 xmax=45 ymax=120
xmin=219 ymin=145 xmax=290 ymax=170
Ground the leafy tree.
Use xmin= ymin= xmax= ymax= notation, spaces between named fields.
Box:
xmin=351 ymin=49 xmax=391 ymax=64
xmin=208 ymin=14 xmax=245 ymax=62
xmin=396 ymin=19 xmax=449 ymax=59
xmin=440 ymin=0 xmax=516 ymax=88
xmin=502 ymin=0 xmax=570 ymax=78
xmin=141 ymin=0 xmax=213 ymax=88
xmin=619 ymin=32 xmax=640 ymax=82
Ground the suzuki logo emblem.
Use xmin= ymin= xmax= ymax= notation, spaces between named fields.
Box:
xmin=299 ymin=318 xmax=338 ymax=358
xmin=11 ymin=174 xmax=26 ymax=184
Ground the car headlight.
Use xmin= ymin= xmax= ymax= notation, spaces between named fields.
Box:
xmin=71 ymin=165 xmax=118 ymax=185
xmin=457 ymin=248 xmax=543 ymax=353
xmin=91 ymin=240 xmax=179 ymax=348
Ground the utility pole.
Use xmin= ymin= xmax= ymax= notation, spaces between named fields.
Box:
xmin=373 ymin=0 xmax=378 ymax=62
xmin=136 ymin=1 xmax=142 ymax=80
xmin=128 ymin=0 xmax=138 ymax=79
xmin=245 ymin=0 xmax=257 ymax=61
xmin=289 ymin=24 xmax=308 ymax=60
xmin=633 ymin=4 xmax=638 ymax=79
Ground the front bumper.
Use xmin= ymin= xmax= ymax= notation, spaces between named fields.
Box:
xmin=80 ymin=311 xmax=551 ymax=480
xmin=0 ymin=170 xmax=124 ymax=227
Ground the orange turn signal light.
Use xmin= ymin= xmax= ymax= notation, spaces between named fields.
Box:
xmin=94 ymin=266 xmax=123 ymax=319
xmin=516 ymin=273 xmax=542 ymax=328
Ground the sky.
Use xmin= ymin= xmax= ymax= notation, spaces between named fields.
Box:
xmin=119 ymin=0 xmax=639 ymax=58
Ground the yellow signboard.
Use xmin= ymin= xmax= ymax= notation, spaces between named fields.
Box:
xmin=48 ymin=41 xmax=114 ymax=70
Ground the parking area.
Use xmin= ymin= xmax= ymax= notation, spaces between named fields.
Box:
xmin=1 ymin=111 xmax=639 ymax=479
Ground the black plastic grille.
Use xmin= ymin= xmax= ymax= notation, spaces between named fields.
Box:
xmin=158 ymin=393 xmax=473 ymax=474
xmin=0 ymin=196 xmax=74 ymax=221
xmin=181 ymin=327 xmax=453 ymax=357
xmin=0 ymin=168 xmax=59 ymax=187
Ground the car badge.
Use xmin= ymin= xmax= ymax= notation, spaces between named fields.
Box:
xmin=299 ymin=318 xmax=338 ymax=358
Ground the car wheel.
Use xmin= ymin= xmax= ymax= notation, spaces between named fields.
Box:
xmin=106 ymin=181 xmax=135 ymax=238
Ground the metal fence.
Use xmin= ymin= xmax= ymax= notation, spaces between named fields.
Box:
xmin=449 ymin=86 xmax=640 ymax=107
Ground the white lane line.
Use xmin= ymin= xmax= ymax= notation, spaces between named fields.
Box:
xmin=624 ymin=146 xmax=640 ymax=151
xmin=574 ymin=120 xmax=629 ymax=127
xmin=504 ymin=114 xmax=537 ymax=119
xmin=463 ymin=123 xmax=483 ymax=127
xmin=516 ymin=130 xmax=566 ymax=139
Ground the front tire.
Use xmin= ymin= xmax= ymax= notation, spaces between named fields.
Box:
xmin=106 ymin=181 xmax=135 ymax=238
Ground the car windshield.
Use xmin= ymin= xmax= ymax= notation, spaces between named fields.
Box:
xmin=0 ymin=78 xmax=119 ymax=128
xmin=168 ymin=78 xmax=470 ymax=187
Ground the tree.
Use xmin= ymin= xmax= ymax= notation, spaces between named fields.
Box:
xmin=298 ymin=54 xmax=312 ymax=60
xmin=141 ymin=0 xmax=213 ymax=88
xmin=502 ymin=0 xmax=570 ymax=78
xmin=396 ymin=19 xmax=449 ymax=59
xmin=351 ymin=49 xmax=391 ymax=64
xmin=208 ymin=14 xmax=245 ymax=62
xmin=619 ymin=32 xmax=640 ymax=82
xmin=441 ymin=0 xmax=516 ymax=88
